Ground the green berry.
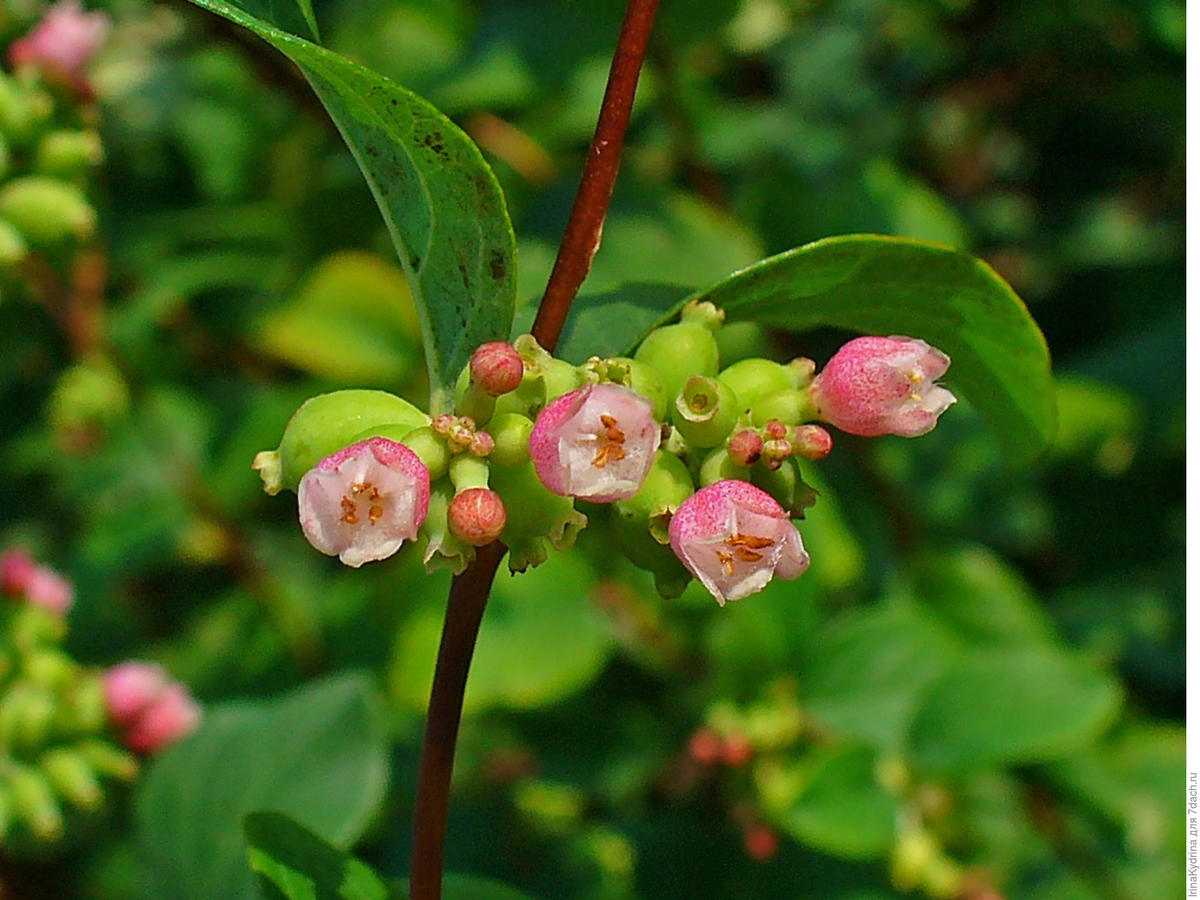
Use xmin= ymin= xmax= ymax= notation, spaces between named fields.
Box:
xmin=0 ymin=177 xmax=96 ymax=245
xmin=717 ymin=358 xmax=797 ymax=411
xmin=634 ymin=308 xmax=721 ymax=403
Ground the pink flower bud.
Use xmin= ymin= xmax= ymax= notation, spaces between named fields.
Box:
xmin=9 ymin=1 xmax=110 ymax=86
xmin=470 ymin=342 xmax=524 ymax=396
xmin=727 ymin=429 xmax=764 ymax=467
xmin=25 ymin=565 xmax=74 ymax=616
xmin=104 ymin=661 xmax=168 ymax=728
xmin=809 ymin=336 xmax=956 ymax=437
xmin=529 ymin=383 xmax=661 ymax=503
xmin=448 ymin=488 xmax=507 ymax=547
xmin=432 ymin=414 xmax=456 ymax=436
xmin=687 ymin=728 xmax=723 ymax=766
xmin=761 ymin=438 xmax=792 ymax=470
xmin=790 ymin=424 xmax=833 ymax=460
xmin=124 ymin=684 xmax=201 ymax=754
xmin=297 ymin=437 xmax=430 ymax=567
xmin=0 ymin=549 xmax=36 ymax=596
xmin=468 ymin=430 xmax=495 ymax=457
xmin=668 ymin=480 xmax=809 ymax=605
xmin=744 ymin=824 xmax=779 ymax=861
xmin=763 ymin=420 xmax=788 ymax=440
xmin=722 ymin=732 xmax=753 ymax=767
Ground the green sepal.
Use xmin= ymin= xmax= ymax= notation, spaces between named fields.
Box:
xmin=416 ymin=482 xmax=475 ymax=576
xmin=489 ymin=462 xmax=587 ymax=573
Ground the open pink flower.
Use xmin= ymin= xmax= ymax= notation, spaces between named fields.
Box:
xmin=669 ymin=480 xmax=809 ymax=605
xmin=25 ymin=566 xmax=74 ymax=616
xmin=809 ymin=336 xmax=956 ymax=437
xmin=0 ymin=549 xmax=36 ymax=596
xmin=104 ymin=661 xmax=201 ymax=754
xmin=529 ymin=383 xmax=660 ymax=503
xmin=9 ymin=1 xmax=110 ymax=85
xmin=297 ymin=437 xmax=430 ymax=567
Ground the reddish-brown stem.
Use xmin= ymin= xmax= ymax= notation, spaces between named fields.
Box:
xmin=409 ymin=541 xmax=505 ymax=899
xmin=531 ymin=0 xmax=661 ymax=350
xmin=410 ymin=2 xmax=658 ymax=896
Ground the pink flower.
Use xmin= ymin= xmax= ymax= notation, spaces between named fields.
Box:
xmin=104 ymin=661 xmax=201 ymax=754
xmin=0 ymin=549 xmax=36 ymax=596
xmin=529 ymin=383 xmax=661 ymax=503
xmin=809 ymin=336 xmax=956 ymax=438
xmin=668 ymin=480 xmax=809 ymax=605
xmin=470 ymin=342 xmax=524 ymax=396
xmin=104 ymin=661 xmax=168 ymax=728
xmin=9 ymin=1 xmax=110 ymax=85
xmin=124 ymin=684 xmax=201 ymax=754
xmin=297 ymin=436 xmax=430 ymax=567
xmin=25 ymin=565 xmax=74 ymax=616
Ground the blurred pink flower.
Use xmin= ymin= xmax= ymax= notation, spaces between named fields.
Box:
xmin=25 ymin=565 xmax=74 ymax=615
xmin=104 ymin=661 xmax=201 ymax=754
xmin=9 ymin=1 xmax=111 ymax=86
xmin=0 ymin=548 xmax=37 ymax=596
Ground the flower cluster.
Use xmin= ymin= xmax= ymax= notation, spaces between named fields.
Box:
xmin=258 ymin=300 xmax=956 ymax=604
xmin=0 ymin=549 xmax=199 ymax=851
xmin=0 ymin=2 xmax=109 ymax=283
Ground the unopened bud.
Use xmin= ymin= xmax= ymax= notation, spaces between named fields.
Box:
xmin=9 ymin=765 xmax=62 ymax=840
xmin=744 ymin=824 xmax=779 ymax=861
xmin=471 ymin=341 xmax=524 ymax=395
xmin=468 ymin=430 xmax=495 ymax=457
xmin=790 ymin=424 xmax=832 ymax=460
xmin=687 ymin=728 xmax=723 ymax=766
xmin=40 ymin=749 xmax=102 ymax=810
xmin=763 ymin=420 xmax=788 ymax=440
xmin=432 ymin=413 xmax=456 ymax=436
xmin=448 ymin=488 xmax=507 ymax=546
xmin=727 ymin=429 xmax=764 ymax=466
xmin=0 ymin=176 xmax=96 ymax=245
xmin=721 ymin=732 xmax=753 ymax=767
xmin=761 ymin=439 xmax=792 ymax=469
xmin=35 ymin=129 xmax=103 ymax=178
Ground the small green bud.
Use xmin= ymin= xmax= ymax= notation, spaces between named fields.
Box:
xmin=23 ymin=648 xmax=74 ymax=690
xmin=717 ymin=358 xmax=797 ymax=411
xmin=749 ymin=388 xmax=814 ymax=427
xmin=35 ymin=130 xmax=104 ymax=179
xmin=76 ymin=740 xmax=138 ymax=781
xmin=59 ymin=671 xmax=107 ymax=733
xmin=0 ymin=683 xmax=56 ymax=750
xmin=9 ymin=765 xmax=63 ymax=841
xmin=253 ymin=389 xmax=428 ymax=494
xmin=0 ymin=72 xmax=34 ymax=144
xmin=0 ymin=217 xmax=28 ymax=266
xmin=671 ymin=375 xmax=740 ymax=448
xmin=40 ymin=749 xmax=102 ymax=810
xmin=47 ymin=356 xmax=131 ymax=451
xmin=0 ymin=177 xmax=96 ymax=245
xmin=634 ymin=302 xmax=722 ymax=401
xmin=488 ymin=413 xmax=534 ymax=467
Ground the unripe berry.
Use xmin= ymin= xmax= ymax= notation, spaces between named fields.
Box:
xmin=468 ymin=431 xmax=495 ymax=457
xmin=488 ymin=413 xmax=534 ymax=468
xmin=634 ymin=301 xmax=723 ymax=402
xmin=671 ymin=376 xmax=740 ymax=449
xmin=448 ymin=488 xmax=507 ymax=546
xmin=253 ymin=390 xmax=427 ymax=495
xmin=717 ymin=358 xmax=795 ymax=410
xmin=744 ymin=824 xmax=779 ymax=862
xmin=0 ymin=176 xmax=96 ymax=245
xmin=750 ymin=390 xmax=812 ymax=427
xmin=470 ymin=342 xmax=524 ymax=395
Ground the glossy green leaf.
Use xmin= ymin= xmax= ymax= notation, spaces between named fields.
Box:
xmin=184 ymin=0 xmax=515 ymax=410
xmin=135 ymin=673 xmax=389 ymax=900
xmin=907 ymin=649 xmax=1122 ymax=771
xmin=645 ymin=235 xmax=1056 ymax=462
xmin=245 ymin=812 xmax=394 ymax=900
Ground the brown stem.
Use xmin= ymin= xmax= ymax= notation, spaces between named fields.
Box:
xmin=410 ymin=3 xmax=658 ymax=896
xmin=531 ymin=0 xmax=661 ymax=351
xmin=408 ymin=541 xmax=505 ymax=899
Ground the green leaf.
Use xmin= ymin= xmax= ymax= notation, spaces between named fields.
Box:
xmin=800 ymin=601 xmax=962 ymax=750
xmin=245 ymin=812 xmax=394 ymax=900
xmin=776 ymin=745 xmax=899 ymax=860
xmin=184 ymin=0 xmax=516 ymax=410
xmin=648 ymin=235 xmax=1056 ymax=462
xmin=389 ymin=552 xmax=613 ymax=714
xmin=135 ymin=673 xmax=389 ymax=900
xmin=907 ymin=649 xmax=1122 ymax=771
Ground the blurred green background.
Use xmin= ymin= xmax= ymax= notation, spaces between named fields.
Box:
xmin=0 ymin=0 xmax=1183 ymax=896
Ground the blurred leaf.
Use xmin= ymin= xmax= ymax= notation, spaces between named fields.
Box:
xmin=907 ymin=649 xmax=1122 ymax=771
xmin=777 ymin=745 xmax=898 ymax=860
xmin=907 ymin=545 xmax=1056 ymax=648
xmin=245 ymin=812 xmax=393 ymax=900
xmin=1051 ymin=377 xmax=1142 ymax=474
xmin=801 ymin=601 xmax=961 ymax=750
xmin=389 ymin=552 xmax=613 ymax=714
xmin=659 ymin=235 xmax=1056 ymax=463
xmin=135 ymin=673 xmax=388 ymax=900
xmin=255 ymin=251 xmax=423 ymax=385
xmin=184 ymin=0 xmax=516 ymax=410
